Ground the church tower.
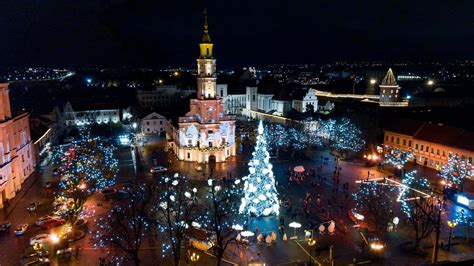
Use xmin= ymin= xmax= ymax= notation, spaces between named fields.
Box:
xmin=379 ymin=68 xmax=401 ymax=103
xmin=167 ymin=10 xmax=236 ymax=164
xmin=196 ymin=9 xmax=217 ymax=99
xmin=0 ymin=83 xmax=12 ymax=121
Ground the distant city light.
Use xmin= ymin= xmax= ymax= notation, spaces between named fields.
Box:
xmin=86 ymin=78 xmax=92 ymax=84
xmin=407 ymin=95 xmax=412 ymax=100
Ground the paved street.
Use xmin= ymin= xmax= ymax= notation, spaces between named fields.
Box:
xmin=2 ymin=134 xmax=474 ymax=266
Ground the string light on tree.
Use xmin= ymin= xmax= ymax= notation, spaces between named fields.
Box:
xmin=239 ymin=121 xmax=280 ymax=217
xmin=383 ymin=145 xmax=414 ymax=169
xmin=440 ymin=153 xmax=472 ymax=186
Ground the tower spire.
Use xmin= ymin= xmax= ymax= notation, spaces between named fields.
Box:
xmin=382 ymin=68 xmax=397 ymax=86
xmin=201 ymin=8 xmax=212 ymax=43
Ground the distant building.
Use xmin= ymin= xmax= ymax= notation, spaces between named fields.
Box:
xmin=136 ymin=85 xmax=194 ymax=109
xmin=292 ymin=89 xmax=319 ymax=113
xmin=63 ymin=101 xmax=121 ymax=126
xmin=384 ymin=120 xmax=473 ymax=174
xmin=166 ymin=11 xmax=236 ymax=164
xmin=379 ymin=68 xmax=407 ymax=107
xmin=140 ymin=112 xmax=166 ymax=135
xmin=0 ymin=83 xmax=36 ymax=209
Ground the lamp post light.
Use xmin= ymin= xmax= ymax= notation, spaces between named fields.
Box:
xmin=307 ymin=238 xmax=316 ymax=266
xmin=50 ymin=233 xmax=59 ymax=253
xmin=370 ymin=79 xmax=377 ymax=85
xmin=447 ymin=220 xmax=458 ymax=251
xmin=190 ymin=252 xmax=200 ymax=266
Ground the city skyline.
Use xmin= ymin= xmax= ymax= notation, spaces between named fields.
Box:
xmin=0 ymin=0 xmax=473 ymax=67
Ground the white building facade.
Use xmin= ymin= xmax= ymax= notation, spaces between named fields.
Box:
xmin=141 ymin=112 xmax=167 ymax=135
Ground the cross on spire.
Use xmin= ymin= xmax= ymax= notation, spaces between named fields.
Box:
xmin=201 ymin=8 xmax=212 ymax=43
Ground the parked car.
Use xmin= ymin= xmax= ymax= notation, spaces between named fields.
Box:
xmin=36 ymin=215 xmax=56 ymax=226
xmin=21 ymin=255 xmax=50 ymax=265
xmin=29 ymin=234 xmax=50 ymax=245
xmin=27 ymin=202 xmax=39 ymax=212
xmin=41 ymin=219 xmax=65 ymax=229
xmin=0 ymin=221 xmax=12 ymax=232
xmin=14 ymin=224 xmax=29 ymax=236
xmin=150 ymin=166 xmax=168 ymax=174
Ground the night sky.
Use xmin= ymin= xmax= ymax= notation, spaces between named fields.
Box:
xmin=0 ymin=0 xmax=472 ymax=67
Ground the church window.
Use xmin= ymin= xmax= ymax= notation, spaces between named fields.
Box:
xmin=206 ymin=48 xmax=209 ymax=56
xmin=187 ymin=153 xmax=190 ymax=159
xmin=253 ymin=95 xmax=255 ymax=101
xmin=209 ymin=142 xmax=213 ymax=147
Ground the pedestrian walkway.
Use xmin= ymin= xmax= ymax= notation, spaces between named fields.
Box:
xmin=0 ymin=172 xmax=39 ymax=221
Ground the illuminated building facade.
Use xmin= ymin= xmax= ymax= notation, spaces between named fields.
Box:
xmin=166 ymin=11 xmax=236 ymax=163
xmin=0 ymin=83 xmax=36 ymax=209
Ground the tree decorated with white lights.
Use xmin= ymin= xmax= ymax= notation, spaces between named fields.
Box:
xmin=201 ymin=178 xmax=243 ymax=266
xmin=440 ymin=153 xmax=472 ymax=188
xmin=155 ymin=174 xmax=198 ymax=266
xmin=239 ymin=121 xmax=280 ymax=217
xmin=399 ymin=170 xmax=435 ymax=249
xmin=52 ymin=129 xmax=118 ymax=224
xmin=455 ymin=209 xmax=474 ymax=242
xmin=329 ymin=117 xmax=365 ymax=155
xmin=383 ymin=145 xmax=414 ymax=170
xmin=353 ymin=180 xmax=395 ymax=234
xmin=301 ymin=117 xmax=323 ymax=153
xmin=265 ymin=123 xmax=289 ymax=158
xmin=92 ymin=181 xmax=154 ymax=266
xmin=287 ymin=126 xmax=306 ymax=158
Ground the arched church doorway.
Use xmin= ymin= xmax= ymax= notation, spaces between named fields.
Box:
xmin=209 ymin=155 xmax=216 ymax=165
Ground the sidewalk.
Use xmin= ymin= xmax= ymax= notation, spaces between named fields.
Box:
xmin=0 ymin=171 xmax=39 ymax=221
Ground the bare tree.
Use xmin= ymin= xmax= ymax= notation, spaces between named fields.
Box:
xmin=154 ymin=174 xmax=198 ymax=266
xmin=93 ymin=181 xmax=154 ymax=265
xmin=353 ymin=180 xmax=395 ymax=235
xmin=201 ymin=179 xmax=242 ymax=265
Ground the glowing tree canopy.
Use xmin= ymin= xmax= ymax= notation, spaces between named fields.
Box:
xmin=440 ymin=153 xmax=472 ymax=185
xmin=353 ymin=180 xmax=395 ymax=233
xmin=264 ymin=123 xmax=289 ymax=157
xmin=330 ymin=117 xmax=365 ymax=153
xmin=399 ymin=170 xmax=431 ymax=218
xmin=52 ymin=129 xmax=118 ymax=223
xmin=239 ymin=121 xmax=280 ymax=217
xmin=383 ymin=145 xmax=414 ymax=169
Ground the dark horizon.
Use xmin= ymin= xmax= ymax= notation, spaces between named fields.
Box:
xmin=0 ymin=0 xmax=473 ymax=68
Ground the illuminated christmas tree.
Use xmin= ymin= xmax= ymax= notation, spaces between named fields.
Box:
xmin=440 ymin=153 xmax=472 ymax=186
xmin=239 ymin=121 xmax=280 ymax=217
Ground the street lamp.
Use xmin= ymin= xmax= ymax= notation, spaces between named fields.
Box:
xmin=427 ymin=80 xmax=434 ymax=86
xmin=447 ymin=220 xmax=458 ymax=251
xmin=190 ymin=252 xmax=200 ymax=266
xmin=50 ymin=233 xmax=59 ymax=252
xmin=370 ymin=79 xmax=377 ymax=85
xmin=307 ymin=238 xmax=316 ymax=266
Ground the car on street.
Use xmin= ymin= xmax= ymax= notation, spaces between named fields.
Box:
xmin=150 ymin=166 xmax=168 ymax=174
xmin=41 ymin=218 xmax=65 ymax=229
xmin=36 ymin=215 xmax=58 ymax=226
xmin=14 ymin=223 xmax=29 ymax=236
xmin=21 ymin=255 xmax=50 ymax=265
xmin=27 ymin=201 xmax=40 ymax=212
xmin=29 ymin=234 xmax=50 ymax=245
xmin=0 ymin=221 xmax=12 ymax=232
